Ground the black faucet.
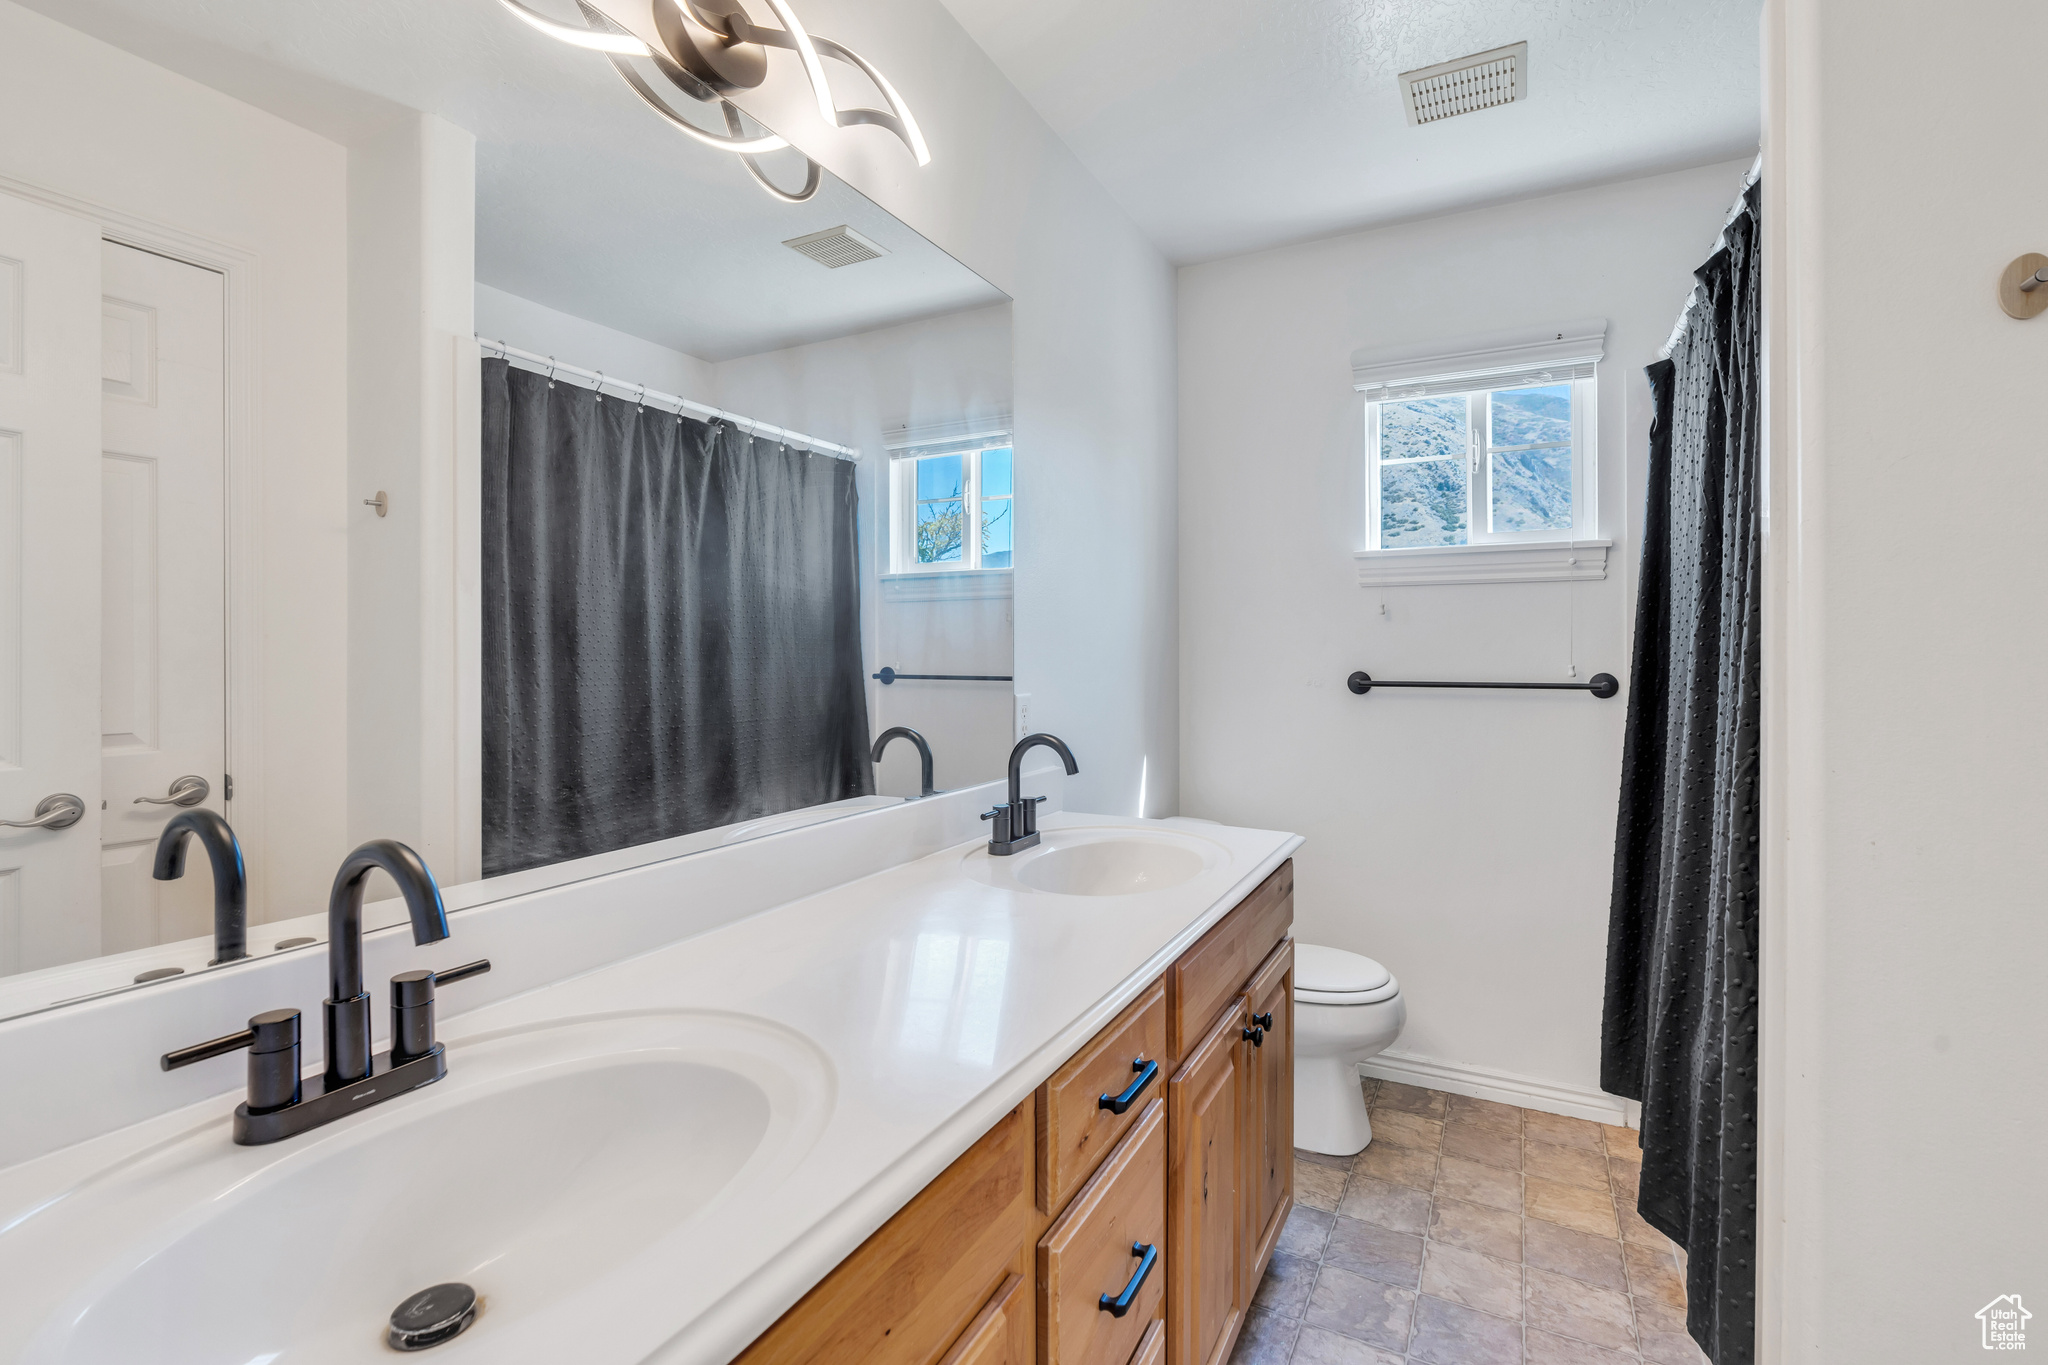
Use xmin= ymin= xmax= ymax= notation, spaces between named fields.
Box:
xmin=871 ymin=726 xmax=937 ymax=798
xmin=325 ymin=840 xmax=450 ymax=1088
xmin=983 ymin=733 xmax=1078 ymax=855
xmin=161 ymin=838 xmax=490 ymax=1145
xmin=151 ymin=808 xmax=248 ymax=965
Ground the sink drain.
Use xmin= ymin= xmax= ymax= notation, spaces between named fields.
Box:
xmin=388 ymin=1282 xmax=478 ymax=1351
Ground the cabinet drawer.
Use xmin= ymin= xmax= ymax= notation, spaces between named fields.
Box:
xmin=1128 ymin=1320 xmax=1165 ymax=1365
xmin=1167 ymin=860 xmax=1293 ymax=1058
xmin=734 ymin=1101 xmax=1033 ymax=1365
xmin=1037 ymin=1098 xmax=1167 ymax=1365
xmin=938 ymin=1274 xmax=1029 ymax=1365
xmin=1038 ymin=978 xmax=1168 ymax=1214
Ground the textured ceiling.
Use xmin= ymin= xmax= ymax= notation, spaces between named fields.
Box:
xmin=935 ymin=0 xmax=1762 ymax=262
xmin=16 ymin=0 xmax=1003 ymax=361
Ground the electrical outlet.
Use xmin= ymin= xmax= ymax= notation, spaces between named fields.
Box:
xmin=1014 ymin=692 xmax=1031 ymax=742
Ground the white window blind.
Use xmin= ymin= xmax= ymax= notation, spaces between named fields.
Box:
xmin=1352 ymin=321 xmax=1607 ymax=402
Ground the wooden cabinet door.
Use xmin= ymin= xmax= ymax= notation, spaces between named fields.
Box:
xmin=1038 ymin=1098 xmax=1167 ymax=1365
xmin=1242 ymin=941 xmax=1294 ymax=1297
xmin=937 ymin=1274 xmax=1029 ymax=1365
xmin=1166 ymin=998 xmax=1248 ymax=1365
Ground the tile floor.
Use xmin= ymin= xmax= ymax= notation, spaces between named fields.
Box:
xmin=1232 ymin=1079 xmax=1708 ymax=1365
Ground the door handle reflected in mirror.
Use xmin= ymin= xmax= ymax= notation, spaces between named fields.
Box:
xmin=0 ymin=793 xmax=86 ymax=830
xmin=134 ymin=775 xmax=210 ymax=808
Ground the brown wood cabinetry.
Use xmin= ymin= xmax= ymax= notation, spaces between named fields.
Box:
xmin=732 ymin=859 xmax=1293 ymax=1365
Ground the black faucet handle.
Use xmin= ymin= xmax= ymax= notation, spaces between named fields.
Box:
xmin=162 ymin=1008 xmax=303 ymax=1113
xmin=390 ymin=960 xmax=491 ymax=1066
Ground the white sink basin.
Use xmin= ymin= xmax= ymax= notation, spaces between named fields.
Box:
xmin=963 ymin=825 xmax=1225 ymax=897
xmin=1 ymin=1012 xmax=833 ymax=1364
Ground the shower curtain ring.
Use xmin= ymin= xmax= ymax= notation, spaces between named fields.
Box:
xmin=545 ymin=355 xmax=556 ymax=388
xmin=635 ymin=383 xmax=646 ymax=412
xmin=593 ymin=370 xmax=604 ymax=402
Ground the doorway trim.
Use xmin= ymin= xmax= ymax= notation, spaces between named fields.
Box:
xmin=0 ymin=170 xmax=268 ymax=915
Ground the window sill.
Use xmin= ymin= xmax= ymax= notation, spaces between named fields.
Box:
xmin=1354 ymin=539 xmax=1610 ymax=587
xmin=881 ymin=568 xmax=1014 ymax=601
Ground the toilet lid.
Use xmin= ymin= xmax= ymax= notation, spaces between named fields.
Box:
xmin=1294 ymin=944 xmax=1392 ymax=995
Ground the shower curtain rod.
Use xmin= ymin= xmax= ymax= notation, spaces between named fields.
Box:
xmin=476 ymin=336 xmax=860 ymax=460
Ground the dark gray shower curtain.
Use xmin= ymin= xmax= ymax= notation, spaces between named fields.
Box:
xmin=481 ymin=358 xmax=872 ymax=877
xmin=1601 ymin=181 xmax=1761 ymax=1365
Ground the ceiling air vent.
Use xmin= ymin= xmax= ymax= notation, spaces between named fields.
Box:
xmin=1399 ymin=42 xmax=1528 ymax=126
xmin=782 ymin=225 xmax=888 ymax=268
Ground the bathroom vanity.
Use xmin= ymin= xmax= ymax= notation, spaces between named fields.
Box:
xmin=0 ymin=790 xmax=1300 ymax=1365
xmin=732 ymin=858 xmax=1295 ymax=1365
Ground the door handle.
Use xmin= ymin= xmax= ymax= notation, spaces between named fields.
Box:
xmin=0 ymin=793 xmax=85 ymax=830
xmin=134 ymin=775 xmax=210 ymax=808
xmin=1098 ymin=1242 xmax=1158 ymax=1317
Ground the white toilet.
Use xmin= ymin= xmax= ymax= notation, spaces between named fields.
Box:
xmin=1293 ymin=943 xmax=1406 ymax=1156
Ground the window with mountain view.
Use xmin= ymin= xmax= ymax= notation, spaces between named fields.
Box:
xmin=1368 ymin=380 xmax=1589 ymax=549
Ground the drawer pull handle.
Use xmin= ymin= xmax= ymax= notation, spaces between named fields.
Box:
xmin=1098 ymin=1058 xmax=1159 ymax=1115
xmin=1242 ymin=1026 xmax=1265 ymax=1048
xmin=1252 ymin=1011 xmax=1274 ymax=1030
xmin=1099 ymin=1241 xmax=1158 ymax=1317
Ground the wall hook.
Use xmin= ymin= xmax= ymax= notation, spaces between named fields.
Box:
xmin=1999 ymin=253 xmax=2048 ymax=319
xmin=364 ymin=491 xmax=388 ymax=518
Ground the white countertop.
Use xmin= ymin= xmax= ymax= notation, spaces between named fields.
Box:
xmin=0 ymin=811 xmax=1300 ymax=1364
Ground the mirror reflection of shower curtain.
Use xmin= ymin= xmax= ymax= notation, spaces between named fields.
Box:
xmin=1601 ymin=181 xmax=1761 ymax=1365
xmin=480 ymin=358 xmax=873 ymax=876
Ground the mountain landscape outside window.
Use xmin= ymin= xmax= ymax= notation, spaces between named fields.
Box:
xmin=1368 ymin=380 xmax=1589 ymax=549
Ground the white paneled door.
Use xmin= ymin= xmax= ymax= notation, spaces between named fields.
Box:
xmin=0 ymin=194 xmax=103 ymax=975
xmin=97 ymin=242 xmax=227 ymax=957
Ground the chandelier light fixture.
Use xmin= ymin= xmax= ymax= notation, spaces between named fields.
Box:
xmin=497 ymin=0 xmax=929 ymax=203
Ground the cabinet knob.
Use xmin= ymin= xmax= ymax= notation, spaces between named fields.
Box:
xmin=1242 ymin=1026 xmax=1265 ymax=1048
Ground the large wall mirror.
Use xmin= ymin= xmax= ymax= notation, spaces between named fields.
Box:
xmin=0 ymin=0 xmax=1019 ymax=1018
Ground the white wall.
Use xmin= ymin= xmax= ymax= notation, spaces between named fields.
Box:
xmin=1177 ymin=160 xmax=1753 ymax=1099
xmin=346 ymin=112 xmax=476 ymax=882
xmin=475 ymin=283 xmax=720 ymax=401
xmin=723 ymin=0 xmax=1179 ymax=819
xmin=712 ymin=305 xmax=1016 ymax=796
xmin=0 ymin=0 xmax=349 ymax=922
xmin=1761 ymin=1 xmax=2048 ymax=1357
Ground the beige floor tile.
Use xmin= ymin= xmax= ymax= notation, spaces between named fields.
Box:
xmin=1291 ymin=1325 xmax=1407 ymax=1365
xmin=1524 ymin=1139 xmax=1610 ymax=1192
xmin=1303 ymin=1264 xmax=1417 ymax=1355
xmin=1526 ymin=1327 xmax=1641 ymax=1365
xmin=1427 ymin=1196 xmax=1522 ymax=1262
xmin=1639 ymin=1328 xmax=1709 ymax=1365
xmin=1375 ymin=1081 xmax=1450 ymax=1118
xmin=1632 ymin=1292 xmax=1689 ymax=1335
xmin=1608 ymin=1159 xmax=1641 ymax=1202
xmin=1523 ymin=1218 xmax=1629 ymax=1293
xmin=1526 ymin=1266 xmax=1637 ymax=1352
xmin=1524 ymin=1110 xmax=1607 ymax=1152
xmin=1419 ymin=1242 xmax=1524 ymax=1319
xmin=1353 ymin=1137 xmax=1439 ymax=1190
xmin=1296 ymin=1158 xmax=1348 ymax=1212
xmin=1230 ymin=1308 xmax=1302 ymax=1365
xmin=1623 ymin=1242 xmax=1687 ymax=1311
xmin=1443 ymin=1121 xmax=1523 ymax=1171
xmin=1526 ymin=1177 xmax=1620 ymax=1238
xmin=1436 ymin=1155 xmax=1523 ymax=1213
xmin=1407 ymin=1294 xmax=1524 ymax=1365
xmin=1325 ymin=1214 xmax=1427 ymax=1289
xmin=1445 ymin=1094 xmax=1523 ymax=1134
xmin=1617 ymin=1197 xmax=1674 ymax=1249
xmin=1370 ymin=1109 xmax=1445 ymax=1152
xmin=1338 ymin=1175 xmax=1433 ymax=1236
xmin=1602 ymin=1125 xmax=1643 ymax=1161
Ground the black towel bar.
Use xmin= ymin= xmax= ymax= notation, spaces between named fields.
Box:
xmin=873 ymin=667 xmax=1014 ymax=685
xmin=1347 ymin=670 xmax=1619 ymax=699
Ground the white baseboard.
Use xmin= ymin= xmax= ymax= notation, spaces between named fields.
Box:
xmin=1359 ymin=1050 xmax=1640 ymax=1129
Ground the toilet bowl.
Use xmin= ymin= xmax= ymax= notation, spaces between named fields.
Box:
xmin=1293 ymin=943 xmax=1406 ymax=1156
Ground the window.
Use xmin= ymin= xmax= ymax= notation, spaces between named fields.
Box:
xmin=889 ymin=437 xmax=1014 ymax=573
xmin=1368 ymin=378 xmax=1590 ymax=548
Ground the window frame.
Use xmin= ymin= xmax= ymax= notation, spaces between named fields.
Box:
xmin=888 ymin=438 xmax=1014 ymax=575
xmin=1364 ymin=375 xmax=1595 ymax=551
